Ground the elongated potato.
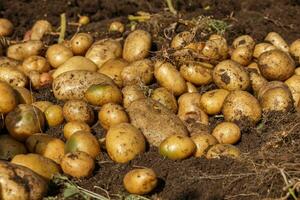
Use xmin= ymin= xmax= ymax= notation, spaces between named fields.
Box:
xmin=0 ymin=81 xmax=18 ymax=113
xmin=290 ymin=39 xmax=300 ymax=64
xmin=0 ymin=57 xmax=20 ymax=68
xmin=200 ymin=89 xmax=229 ymax=115
xmin=0 ymin=66 xmax=27 ymax=87
xmin=265 ymin=32 xmax=289 ymax=52
xmin=171 ymin=31 xmax=193 ymax=49
xmin=122 ymin=85 xmax=146 ymax=108
xmin=7 ymin=40 xmax=43 ymax=61
xmin=253 ymin=43 xmax=277 ymax=59
xmin=249 ymin=68 xmax=268 ymax=95
xmin=180 ymin=62 xmax=212 ymax=85
xmin=46 ymin=44 xmax=73 ymax=68
xmin=151 ymin=87 xmax=178 ymax=113
xmin=0 ymin=135 xmax=27 ymax=160
xmin=285 ymin=75 xmax=300 ymax=106
xmin=30 ymin=20 xmax=52 ymax=40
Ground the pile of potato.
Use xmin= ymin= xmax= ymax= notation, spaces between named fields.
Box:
xmin=0 ymin=16 xmax=300 ymax=198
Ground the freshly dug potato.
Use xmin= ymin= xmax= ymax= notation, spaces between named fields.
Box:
xmin=258 ymin=49 xmax=295 ymax=81
xmin=78 ymin=16 xmax=90 ymax=25
xmin=248 ymin=69 xmax=268 ymax=95
xmin=247 ymin=62 xmax=261 ymax=74
xmin=63 ymin=121 xmax=91 ymax=139
xmin=122 ymin=85 xmax=146 ymax=108
xmin=98 ymin=103 xmax=129 ymax=130
xmin=127 ymin=98 xmax=188 ymax=146
xmin=30 ymin=20 xmax=52 ymax=40
xmin=109 ymin=21 xmax=125 ymax=33
xmin=86 ymin=39 xmax=122 ymax=68
xmin=71 ymin=33 xmax=93 ymax=55
xmin=106 ymin=123 xmax=145 ymax=163
xmin=184 ymin=42 xmax=205 ymax=53
xmin=32 ymin=101 xmax=53 ymax=112
xmin=231 ymin=46 xmax=253 ymax=66
xmin=0 ymin=66 xmax=27 ymax=87
xmin=46 ymin=44 xmax=73 ymax=68
xmin=98 ymin=58 xmax=129 ymax=87
xmin=232 ymin=35 xmax=255 ymax=49
xmin=123 ymin=30 xmax=151 ymax=62
xmin=159 ymin=135 xmax=196 ymax=160
xmin=52 ymin=70 xmax=115 ymax=101
xmin=0 ymin=81 xmax=18 ymax=113
xmin=222 ymin=90 xmax=262 ymax=124
xmin=171 ymin=31 xmax=193 ymax=49
xmin=186 ymin=82 xmax=198 ymax=93
xmin=14 ymin=85 xmax=34 ymax=104
xmin=191 ymin=133 xmax=218 ymax=157
xmin=154 ymin=61 xmax=187 ymax=96
xmin=0 ymin=18 xmax=13 ymax=36
xmin=44 ymin=105 xmax=64 ymax=127
xmin=212 ymin=122 xmax=241 ymax=144
xmin=123 ymin=168 xmax=157 ymax=195
xmin=265 ymin=32 xmax=289 ymax=52
xmin=0 ymin=135 xmax=27 ymax=160
xmin=63 ymin=100 xmax=94 ymax=125
xmin=0 ymin=57 xmax=20 ymax=68
xmin=5 ymin=104 xmax=45 ymax=141
xmin=202 ymin=34 xmax=228 ymax=61
xmin=200 ymin=89 xmax=229 ymax=115
xmin=11 ymin=153 xmax=60 ymax=180
xmin=206 ymin=144 xmax=241 ymax=159
xmin=7 ymin=40 xmax=44 ymax=61
xmin=65 ymin=131 xmax=100 ymax=159
xmin=285 ymin=75 xmax=300 ymax=106
xmin=21 ymin=55 xmax=50 ymax=75
xmin=0 ymin=161 xmax=47 ymax=200
xmin=180 ymin=62 xmax=212 ymax=86
xmin=253 ymin=43 xmax=277 ymax=59
xmin=28 ymin=71 xmax=53 ymax=89
xmin=295 ymin=68 xmax=300 ymax=75
xmin=26 ymin=133 xmax=65 ymax=164
xmin=290 ymin=39 xmax=300 ymax=64
xmin=151 ymin=87 xmax=178 ymax=113
xmin=213 ymin=60 xmax=250 ymax=91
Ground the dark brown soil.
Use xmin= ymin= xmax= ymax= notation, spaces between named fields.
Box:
xmin=1 ymin=0 xmax=300 ymax=200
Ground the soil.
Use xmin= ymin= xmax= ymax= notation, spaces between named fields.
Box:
xmin=1 ymin=0 xmax=300 ymax=200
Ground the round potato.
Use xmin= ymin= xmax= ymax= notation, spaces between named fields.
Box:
xmin=231 ymin=46 xmax=253 ymax=66
xmin=232 ymin=35 xmax=255 ymax=50
xmin=7 ymin=40 xmax=44 ymax=61
xmin=30 ymin=20 xmax=52 ymax=40
xmin=109 ymin=21 xmax=125 ymax=33
xmin=63 ymin=121 xmax=91 ymax=139
xmin=290 ymin=39 xmax=300 ymax=64
xmin=71 ymin=33 xmax=93 ymax=55
xmin=45 ymin=105 xmax=64 ymax=127
xmin=21 ymin=55 xmax=50 ymax=75
xmin=186 ymin=82 xmax=198 ymax=93
xmin=206 ymin=144 xmax=241 ymax=159
xmin=63 ymin=100 xmax=94 ymax=125
xmin=0 ymin=135 xmax=27 ymax=160
xmin=122 ymin=85 xmax=146 ymax=108
xmin=200 ymin=89 xmax=229 ymax=115
xmin=0 ymin=18 xmax=13 ymax=36
xmin=285 ymin=75 xmax=300 ymax=106
xmin=151 ymin=87 xmax=178 ymax=113
xmin=202 ymin=34 xmax=228 ymax=61
xmin=32 ymin=101 xmax=53 ymax=112
xmin=265 ymin=32 xmax=289 ymax=52
xmin=0 ymin=66 xmax=28 ymax=87
xmin=171 ymin=31 xmax=193 ymax=49
xmin=180 ymin=62 xmax=213 ymax=86
xmin=0 ymin=81 xmax=18 ymax=113
xmin=253 ymin=43 xmax=277 ymax=59
xmin=46 ymin=44 xmax=73 ymax=68
xmin=212 ymin=122 xmax=241 ymax=144
xmin=191 ymin=133 xmax=218 ymax=157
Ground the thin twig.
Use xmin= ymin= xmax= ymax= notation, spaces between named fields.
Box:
xmin=58 ymin=13 xmax=67 ymax=43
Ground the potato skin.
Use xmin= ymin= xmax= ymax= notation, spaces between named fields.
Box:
xmin=71 ymin=33 xmax=94 ymax=55
xmin=212 ymin=122 xmax=241 ymax=144
xmin=200 ymin=89 xmax=229 ymax=115
xmin=0 ymin=18 xmax=13 ymax=36
xmin=21 ymin=55 xmax=50 ymax=75
xmin=171 ymin=31 xmax=193 ymax=49
xmin=46 ymin=44 xmax=73 ymax=68
xmin=32 ymin=101 xmax=53 ymax=112
xmin=180 ymin=62 xmax=212 ymax=86
xmin=231 ymin=46 xmax=253 ymax=66
xmin=7 ymin=40 xmax=44 ymax=61
xmin=44 ymin=105 xmax=64 ymax=127
xmin=0 ymin=66 xmax=27 ymax=87
xmin=253 ymin=43 xmax=277 ymax=59
xmin=265 ymin=32 xmax=289 ymax=52
xmin=186 ymin=82 xmax=198 ymax=93
xmin=30 ymin=20 xmax=52 ymax=41
xmin=63 ymin=121 xmax=91 ymax=140
xmin=285 ymin=75 xmax=300 ymax=106
xmin=191 ymin=133 xmax=218 ymax=157
xmin=290 ymin=39 xmax=300 ymax=64
xmin=151 ymin=87 xmax=178 ymax=113
xmin=202 ymin=34 xmax=228 ymax=61
xmin=232 ymin=35 xmax=255 ymax=50
xmin=63 ymin=100 xmax=94 ymax=125
xmin=0 ymin=135 xmax=27 ymax=160
xmin=206 ymin=144 xmax=241 ymax=159
xmin=0 ymin=81 xmax=18 ymax=114
xmin=122 ymin=85 xmax=146 ymax=108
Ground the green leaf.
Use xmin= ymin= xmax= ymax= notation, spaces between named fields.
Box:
xmin=63 ymin=186 xmax=79 ymax=198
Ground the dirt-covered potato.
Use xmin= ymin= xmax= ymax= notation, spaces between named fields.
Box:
xmin=186 ymin=82 xmax=198 ymax=93
xmin=11 ymin=153 xmax=60 ymax=180
xmin=63 ymin=100 xmax=94 ymax=125
xmin=213 ymin=60 xmax=250 ymax=91
xmin=44 ymin=105 xmax=64 ymax=127
xmin=123 ymin=30 xmax=151 ymax=62
xmin=28 ymin=71 xmax=53 ymax=89
xmin=123 ymin=168 xmax=157 ymax=195
xmin=154 ymin=61 xmax=187 ymax=96
xmin=63 ymin=121 xmax=91 ymax=139
xmin=0 ymin=135 xmax=27 ymax=160
xmin=0 ymin=18 xmax=13 ymax=36
xmin=222 ymin=90 xmax=262 ymax=124
xmin=191 ymin=133 xmax=218 ymax=158
xmin=46 ymin=44 xmax=73 ymax=68
xmin=106 ymin=123 xmax=145 ymax=163
xmin=258 ymin=49 xmax=295 ymax=81
xmin=231 ymin=46 xmax=253 ymax=66
xmin=86 ymin=39 xmax=122 ymax=68
xmin=0 ymin=57 xmax=20 ymax=68
xmin=98 ymin=103 xmax=129 ymax=130
xmin=61 ymin=151 xmax=95 ymax=178
xmin=290 ymin=39 xmax=300 ymax=64
xmin=71 ymin=33 xmax=93 ymax=55
xmin=21 ymin=55 xmax=50 ymax=75
xmin=30 ymin=20 xmax=52 ymax=40
xmin=32 ymin=101 xmax=53 ymax=112
xmin=0 ymin=161 xmax=48 ymax=200
xmin=5 ymin=104 xmax=45 ymax=141
xmin=212 ymin=122 xmax=241 ymax=144
xmin=151 ymin=87 xmax=178 ymax=113
xmin=248 ymin=68 xmax=268 ymax=95
xmin=171 ymin=31 xmax=193 ymax=49
xmin=122 ymin=85 xmax=146 ymax=108
xmin=295 ymin=68 xmax=300 ymax=75
xmin=159 ymin=135 xmax=196 ymax=160
xmin=127 ymin=98 xmax=188 ymax=146
xmin=285 ymin=75 xmax=300 ymax=106
xmin=200 ymin=89 xmax=229 ymax=115
xmin=52 ymin=70 xmax=115 ymax=101
xmin=232 ymin=35 xmax=255 ymax=49
xmin=0 ymin=81 xmax=18 ymax=113
xmin=7 ymin=40 xmax=43 ymax=61
xmin=265 ymin=32 xmax=289 ymax=52
xmin=65 ymin=131 xmax=100 ymax=159
xmin=109 ymin=21 xmax=125 ymax=33
xmin=13 ymin=86 xmax=35 ymax=104
xmin=253 ymin=43 xmax=277 ymax=59
xmin=202 ymin=34 xmax=228 ymax=61
xmin=247 ymin=62 xmax=261 ymax=74
xmin=180 ymin=62 xmax=213 ymax=86
xmin=206 ymin=144 xmax=241 ymax=159
xmin=0 ymin=66 xmax=27 ymax=87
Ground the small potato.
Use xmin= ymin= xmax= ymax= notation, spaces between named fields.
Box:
xmin=123 ymin=168 xmax=157 ymax=195
xmin=171 ymin=31 xmax=193 ymax=49
xmin=0 ymin=18 xmax=13 ymax=36
xmin=45 ymin=105 xmax=64 ymax=127
xmin=26 ymin=133 xmax=65 ymax=164
xmin=232 ymin=35 xmax=255 ymax=50
xmin=0 ymin=66 xmax=28 ymax=87
xmin=98 ymin=103 xmax=128 ymax=130
xmin=109 ymin=21 xmax=125 ymax=33
xmin=202 ymin=34 xmax=228 ymax=61
xmin=191 ymin=133 xmax=218 ymax=157
xmin=258 ymin=49 xmax=295 ymax=81
xmin=71 ymin=33 xmax=93 ymax=55
xmin=253 ymin=43 xmax=277 ymax=59
xmin=122 ymin=85 xmax=146 ymax=108
xmin=13 ymin=86 xmax=35 ymax=104
xmin=63 ymin=121 xmax=91 ymax=139
xmin=0 ymin=81 xmax=18 ymax=113
xmin=212 ymin=122 xmax=241 ymax=144
xmin=30 ymin=20 xmax=52 ymax=40
xmin=46 ymin=44 xmax=73 ymax=68
xmin=151 ymin=87 xmax=178 ymax=113
xmin=206 ymin=144 xmax=241 ymax=159
xmin=231 ymin=46 xmax=253 ymax=66
xmin=200 ymin=89 xmax=229 ymax=115
xmin=121 ymin=59 xmax=154 ymax=86
xmin=7 ymin=40 xmax=44 ymax=61
xmin=213 ymin=60 xmax=250 ymax=91
xmin=0 ymin=135 xmax=27 ymax=160
xmin=180 ymin=62 xmax=212 ymax=86
xmin=78 ymin=16 xmax=90 ymax=25
xmin=32 ymin=101 xmax=53 ymax=112
xmin=21 ymin=55 xmax=50 ymax=75
xmin=159 ymin=135 xmax=196 ymax=160
xmin=248 ymin=69 xmax=268 ymax=95
xmin=123 ymin=30 xmax=151 ymax=62
xmin=290 ymin=39 xmax=300 ymax=64
xmin=63 ymin=100 xmax=94 ymax=125
xmin=61 ymin=151 xmax=95 ymax=178
xmin=186 ymin=82 xmax=198 ymax=93
xmin=285 ymin=75 xmax=300 ymax=106
xmin=65 ymin=131 xmax=100 ymax=159
xmin=265 ymin=32 xmax=289 ymax=52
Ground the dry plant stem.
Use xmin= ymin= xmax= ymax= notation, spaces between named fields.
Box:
xmin=58 ymin=13 xmax=67 ymax=43
xmin=166 ymin=0 xmax=177 ymax=15
xmin=128 ymin=15 xmax=151 ymax=22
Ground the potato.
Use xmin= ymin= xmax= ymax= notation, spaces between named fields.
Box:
xmin=248 ymin=69 xmax=268 ymax=95
xmin=45 ymin=105 xmax=64 ymax=127
xmin=231 ymin=46 xmax=253 ymax=66
xmin=123 ymin=168 xmax=157 ymax=195
xmin=7 ymin=40 xmax=44 ymax=61
xmin=0 ymin=81 xmax=18 ymax=113
xmin=0 ymin=66 xmax=27 ymax=87
xmin=52 ymin=70 xmax=115 ymax=101
xmin=212 ymin=122 xmax=241 ymax=144
xmin=159 ymin=135 xmax=196 ymax=160
xmin=213 ymin=60 xmax=250 ymax=91
xmin=98 ymin=103 xmax=128 ymax=130
xmin=63 ymin=121 xmax=91 ymax=139
xmin=71 ymin=33 xmax=93 ymax=55
xmin=122 ymin=85 xmax=146 ymax=108
xmin=86 ymin=39 xmax=122 ymax=68
xmin=206 ymin=144 xmax=241 ymax=159
xmin=26 ymin=133 xmax=65 ymax=164
xmin=32 ymin=101 xmax=53 ymax=112
xmin=258 ymin=49 xmax=295 ymax=81
xmin=30 ymin=20 xmax=52 ymax=40
xmin=191 ymin=133 xmax=218 ymax=157
xmin=61 ymin=151 xmax=95 ymax=178
xmin=232 ymin=35 xmax=255 ymax=50
xmin=121 ymin=59 xmax=154 ymax=86
xmin=65 ymin=131 xmax=100 ymax=159
xmin=5 ymin=104 xmax=45 ymax=141
xmin=222 ymin=90 xmax=261 ymax=124
xmin=0 ymin=57 xmax=20 ymax=68
xmin=200 ymin=89 xmax=229 ymax=115
xmin=202 ymin=34 xmax=228 ymax=61
xmin=154 ymin=61 xmax=187 ymax=96
xmin=11 ymin=153 xmax=60 ymax=180
xmin=109 ymin=21 xmax=125 ymax=33
xmin=63 ymin=100 xmax=94 ymax=125
xmin=106 ymin=123 xmax=145 ymax=163
xmin=253 ymin=43 xmax=277 ymax=59
xmin=28 ymin=71 xmax=53 ymax=89
xmin=46 ymin=44 xmax=73 ymax=68
xmin=0 ymin=161 xmax=47 ymax=200
xmin=78 ymin=16 xmax=90 ymax=25
xmin=265 ymin=32 xmax=289 ymax=52
xmin=151 ymin=87 xmax=178 ymax=113
xmin=0 ymin=18 xmax=13 ymax=36
xmin=186 ymin=82 xmax=198 ymax=93
xmin=180 ymin=62 xmax=212 ymax=85
xmin=295 ymin=68 xmax=300 ymax=75
xmin=123 ymin=30 xmax=151 ymax=62
xmin=247 ymin=62 xmax=261 ymax=74
xmin=21 ymin=55 xmax=50 ymax=75
xmin=171 ymin=31 xmax=193 ymax=49
xmin=290 ymin=39 xmax=300 ymax=64
xmin=0 ymin=135 xmax=27 ymax=160
xmin=13 ymin=87 xmax=34 ymax=104
xmin=285 ymin=75 xmax=300 ymax=106
xmin=127 ymin=98 xmax=188 ymax=146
